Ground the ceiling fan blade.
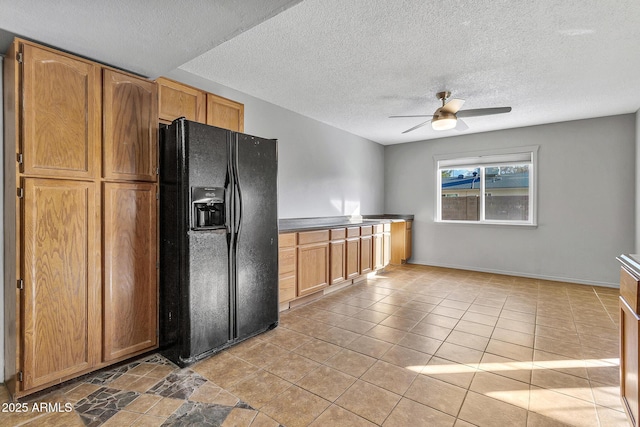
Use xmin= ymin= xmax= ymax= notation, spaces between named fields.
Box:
xmin=457 ymin=107 xmax=512 ymax=118
xmin=389 ymin=115 xmax=432 ymax=118
xmin=441 ymin=98 xmax=465 ymax=114
xmin=455 ymin=118 xmax=469 ymax=131
xmin=402 ymin=120 xmax=432 ymax=134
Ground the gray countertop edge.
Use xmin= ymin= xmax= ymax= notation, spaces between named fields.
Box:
xmin=279 ymin=214 xmax=414 ymax=233
xmin=618 ymin=254 xmax=640 ymax=278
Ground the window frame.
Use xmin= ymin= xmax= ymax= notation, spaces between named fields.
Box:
xmin=434 ymin=146 xmax=538 ymax=226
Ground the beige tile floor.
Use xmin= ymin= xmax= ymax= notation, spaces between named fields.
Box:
xmin=0 ymin=264 xmax=626 ymax=426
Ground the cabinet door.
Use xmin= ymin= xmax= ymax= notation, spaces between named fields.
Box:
xmin=346 ymin=238 xmax=360 ymax=279
xmin=621 ymin=296 xmax=640 ymax=426
xmin=297 ymin=243 xmax=329 ymax=296
xmin=279 ymin=246 xmax=297 ymax=303
xmin=360 ymin=236 xmax=373 ymax=274
xmin=405 ymin=221 xmax=413 ymax=261
xmin=21 ymin=44 xmax=100 ymax=179
xmin=373 ymin=233 xmax=384 ymax=271
xmin=207 ymin=93 xmax=244 ymax=132
xmin=103 ymin=182 xmax=158 ymax=361
xmin=383 ymin=232 xmax=391 ymax=267
xmin=103 ymin=69 xmax=158 ymax=181
xmin=157 ymin=77 xmax=206 ymax=124
xmin=22 ymin=178 xmax=100 ymax=389
xmin=330 ymin=240 xmax=347 ymax=285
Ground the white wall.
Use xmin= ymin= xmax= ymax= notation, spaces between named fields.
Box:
xmin=166 ymin=69 xmax=385 ymax=218
xmin=384 ymin=115 xmax=636 ymax=287
xmin=636 ymin=109 xmax=640 ymax=252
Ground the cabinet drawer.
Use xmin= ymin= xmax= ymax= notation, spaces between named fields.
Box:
xmin=621 ymin=266 xmax=640 ymax=313
xmin=279 ymin=247 xmax=296 ymax=276
xmin=406 ymin=220 xmax=413 ymax=230
xmin=384 ymin=223 xmax=391 ymax=232
xmin=347 ymin=227 xmax=360 ymax=238
xmin=360 ymin=225 xmax=373 ymax=236
xmin=298 ymin=230 xmax=329 ymax=245
xmin=373 ymin=224 xmax=383 ymax=234
xmin=279 ymin=275 xmax=296 ymax=303
xmin=330 ymin=228 xmax=346 ymax=240
xmin=279 ymin=233 xmax=296 ymax=248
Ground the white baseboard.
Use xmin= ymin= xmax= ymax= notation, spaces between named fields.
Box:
xmin=408 ymin=259 xmax=619 ymax=289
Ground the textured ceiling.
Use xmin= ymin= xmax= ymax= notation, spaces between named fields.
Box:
xmin=180 ymin=0 xmax=640 ymax=144
xmin=2 ymin=0 xmax=639 ymax=145
xmin=0 ymin=0 xmax=303 ymax=77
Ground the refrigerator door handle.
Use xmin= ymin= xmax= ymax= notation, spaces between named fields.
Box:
xmin=233 ymin=135 xmax=243 ymax=237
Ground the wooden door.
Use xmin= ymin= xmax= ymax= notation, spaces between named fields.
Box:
xmin=103 ymin=182 xmax=158 ymax=362
xmin=405 ymin=221 xmax=413 ymax=261
xmin=103 ymin=69 xmax=158 ymax=181
xmin=346 ymin=238 xmax=360 ymax=279
xmin=360 ymin=236 xmax=373 ymax=274
xmin=297 ymin=243 xmax=329 ymax=297
xmin=22 ymin=178 xmax=100 ymax=389
xmin=621 ymin=296 xmax=640 ymax=426
xmin=157 ymin=77 xmax=206 ymax=125
xmin=21 ymin=44 xmax=101 ymax=179
xmin=373 ymin=233 xmax=384 ymax=271
xmin=207 ymin=93 xmax=244 ymax=132
xmin=383 ymin=230 xmax=391 ymax=267
xmin=330 ymin=240 xmax=347 ymax=285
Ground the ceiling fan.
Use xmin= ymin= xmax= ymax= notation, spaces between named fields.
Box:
xmin=389 ymin=91 xmax=512 ymax=134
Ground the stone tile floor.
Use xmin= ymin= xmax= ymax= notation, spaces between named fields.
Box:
xmin=0 ymin=264 xmax=626 ymax=426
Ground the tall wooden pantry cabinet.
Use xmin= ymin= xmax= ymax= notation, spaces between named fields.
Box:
xmin=3 ymin=38 xmax=158 ymax=398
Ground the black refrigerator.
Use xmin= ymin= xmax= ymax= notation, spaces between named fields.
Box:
xmin=159 ymin=118 xmax=279 ymax=367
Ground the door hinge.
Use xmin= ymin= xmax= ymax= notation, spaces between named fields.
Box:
xmin=16 ymin=52 xmax=23 ymax=63
xmin=17 ymin=153 xmax=23 ymax=165
xmin=17 ymin=279 xmax=23 ymax=290
xmin=156 ymin=167 xmax=159 ymax=175
xmin=17 ymin=371 xmax=23 ymax=382
xmin=17 ymin=188 xmax=24 ymax=199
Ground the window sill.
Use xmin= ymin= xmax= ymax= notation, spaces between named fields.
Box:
xmin=435 ymin=220 xmax=538 ymax=228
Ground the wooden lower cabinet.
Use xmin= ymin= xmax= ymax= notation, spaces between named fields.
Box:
xmin=360 ymin=226 xmax=373 ymax=275
xmin=360 ymin=236 xmax=373 ymax=274
xmin=330 ymin=228 xmax=347 ymax=285
xmin=391 ymin=220 xmax=412 ymax=265
xmin=297 ymin=242 xmax=329 ymax=296
xmin=103 ymin=182 xmax=158 ymax=362
xmin=383 ymin=224 xmax=391 ymax=266
xmin=621 ymin=296 xmax=639 ymax=426
xmin=22 ymin=178 xmax=101 ymax=389
xmin=278 ymin=233 xmax=297 ymax=303
xmin=620 ymin=264 xmax=640 ymax=426
xmin=297 ymin=230 xmax=330 ymax=297
xmin=346 ymin=227 xmax=361 ymax=279
xmin=373 ymin=225 xmax=385 ymax=271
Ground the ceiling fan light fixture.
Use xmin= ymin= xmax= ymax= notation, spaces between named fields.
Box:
xmin=432 ymin=113 xmax=457 ymax=131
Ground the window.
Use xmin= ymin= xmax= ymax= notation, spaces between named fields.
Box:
xmin=435 ymin=147 xmax=537 ymax=225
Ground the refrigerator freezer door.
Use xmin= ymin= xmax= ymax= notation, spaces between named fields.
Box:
xmin=234 ymin=134 xmax=279 ymax=339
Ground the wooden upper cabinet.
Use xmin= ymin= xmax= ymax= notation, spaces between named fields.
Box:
xmin=207 ymin=93 xmax=244 ymax=132
xmin=156 ymin=77 xmax=206 ymax=125
xmin=103 ymin=182 xmax=158 ymax=362
xmin=22 ymin=178 xmax=100 ymax=389
xmin=21 ymin=44 xmax=101 ymax=179
xmin=103 ymin=69 xmax=158 ymax=181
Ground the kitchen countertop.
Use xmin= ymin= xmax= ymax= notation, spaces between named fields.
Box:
xmin=618 ymin=254 xmax=640 ymax=278
xmin=279 ymin=214 xmax=414 ymax=233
